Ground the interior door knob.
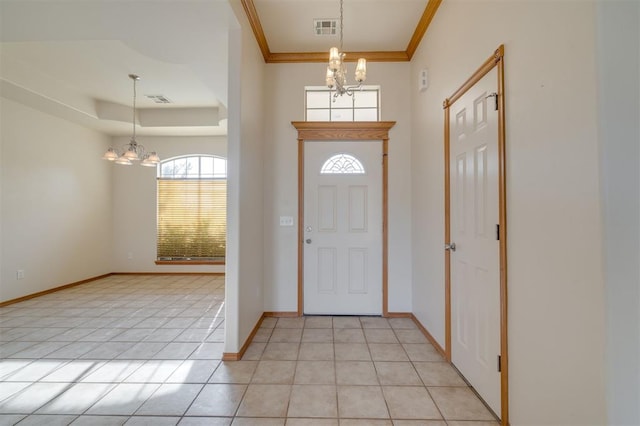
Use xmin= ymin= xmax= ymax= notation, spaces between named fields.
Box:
xmin=306 ymin=239 xmax=312 ymax=244
xmin=445 ymin=242 xmax=456 ymax=252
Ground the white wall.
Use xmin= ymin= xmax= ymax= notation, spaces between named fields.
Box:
xmin=410 ymin=1 xmax=606 ymax=424
xmin=111 ymin=135 xmax=226 ymax=274
xmin=597 ymin=1 xmax=640 ymax=424
xmin=0 ymin=97 xmax=112 ymax=302
xmin=225 ymin=0 xmax=266 ymax=353
xmin=262 ymin=62 xmax=413 ymax=313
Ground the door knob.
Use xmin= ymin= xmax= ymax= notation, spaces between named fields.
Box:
xmin=306 ymin=239 xmax=312 ymax=244
xmin=445 ymin=242 xmax=456 ymax=252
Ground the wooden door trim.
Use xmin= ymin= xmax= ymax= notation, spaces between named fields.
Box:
xmin=292 ymin=121 xmax=396 ymax=317
xmin=443 ymin=45 xmax=508 ymax=425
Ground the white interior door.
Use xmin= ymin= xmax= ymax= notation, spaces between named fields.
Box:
xmin=304 ymin=140 xmax=382 ymax=315
xmin=450 ymin=68 xmax=501 ymax=415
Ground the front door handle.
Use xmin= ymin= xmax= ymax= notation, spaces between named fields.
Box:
xmin=445 ymin=242 xmax=456 ymax=252
xmin=306 ymin=239 xmax=312 ymax=244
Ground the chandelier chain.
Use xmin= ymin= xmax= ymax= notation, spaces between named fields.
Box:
xmin=324 ymin=0 xmax=366 ymax=99
xmin=339 ymin=0 xmax=343 ymax=52
xmin=102 ymin=73 xmax=159 ymax=166
xmin=131 ymin=75 xmax=137 ymax=141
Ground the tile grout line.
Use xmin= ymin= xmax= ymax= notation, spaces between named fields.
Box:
xmin=2 ymin=276 xmax=496 ymax=425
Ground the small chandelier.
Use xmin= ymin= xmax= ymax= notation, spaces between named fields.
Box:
xmin=325 ymin=0 xmax=366 ymax=100
xmin=102 ymin=74 xmax=160 ymax=167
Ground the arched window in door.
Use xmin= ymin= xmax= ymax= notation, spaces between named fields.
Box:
xmin=320 ymin=153 xmax=366 ymax=174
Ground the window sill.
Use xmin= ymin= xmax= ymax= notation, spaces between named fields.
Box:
xmin=155 ymin=260 xmax=225 ymax=265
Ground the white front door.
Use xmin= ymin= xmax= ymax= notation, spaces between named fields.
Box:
xmin=450 ymin=68 xmax=501 ymax=415
xmin=304 ymin=140 xmax=382 ymax=315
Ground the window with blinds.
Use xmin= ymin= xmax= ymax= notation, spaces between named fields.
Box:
xmin=157 ymin=155 xmax=226 ymax=263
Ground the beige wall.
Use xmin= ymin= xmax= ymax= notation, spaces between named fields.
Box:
xmin=0 ymin=97 xmax=112 ymax=302
xmin=262 ymin=62 xmax=414 ymax=313
xmin=410 ymin=1 xmax=606 ymax=424
xmin=2 ymin=3 xmax=631 ymax=421
xmin=597 ymin=1 xmax=640 ymax=423
xmin=225 ymin=0 xmax=267 ymax=353
xmin=111 ymin=135 xmax=226 ymax=274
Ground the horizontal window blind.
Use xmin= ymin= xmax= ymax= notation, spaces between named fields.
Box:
xmin=157 ymin=179 xmax=226 ymax=260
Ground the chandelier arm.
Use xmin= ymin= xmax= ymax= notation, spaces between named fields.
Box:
xmin=331 ymin=65 xmax=362 ymax=100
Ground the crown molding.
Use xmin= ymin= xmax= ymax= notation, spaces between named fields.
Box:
xmin=267 ymin=50 xmax=410 ymax=64
xmin=406 ymin=0 xmax=443 ymax=59
xmin=241 ymin=0 xmax=271 ymax=62
xmin=241 ymin=0 xmax=441 ymax=64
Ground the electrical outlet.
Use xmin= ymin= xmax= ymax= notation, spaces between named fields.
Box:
xmin=127 ymin=252 xmax=133 ymax=259
xmin=16 ymin=270 xmax=24 ymax=280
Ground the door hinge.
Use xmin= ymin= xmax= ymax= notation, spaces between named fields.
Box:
xmin=497 ymin=355 xmax=502 ymax=372
xmin=496 ymin=224 xmax=500 ymax=241
xmin=487 ymin=92 xmax=498 ymax=111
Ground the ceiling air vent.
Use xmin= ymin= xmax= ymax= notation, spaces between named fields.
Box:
xmin=145 ymin=94 xmax=172 ymax=104
xmin=314 ymin=19 xmax=338 ymax=36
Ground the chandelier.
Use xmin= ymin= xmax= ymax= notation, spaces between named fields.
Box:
xmin=325 ymin=0 xmax=367 ymax=100
xmin=102 ymin=74 xmax=160 ymax=167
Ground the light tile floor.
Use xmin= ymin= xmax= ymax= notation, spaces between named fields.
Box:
xmin=0 ymin=275 xmax=498 ymax=425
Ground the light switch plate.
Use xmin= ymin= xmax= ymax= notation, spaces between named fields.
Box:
xmin=419 ymin=68 xmax=429 ymax=92
xmin=279 ymin=216 xmax=294 ymax=227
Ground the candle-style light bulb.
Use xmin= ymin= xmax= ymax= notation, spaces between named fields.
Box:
xmin=326 ymin=66 xmax=336 ymax=88
xmin=329 ymin=47 xmax=341 ymax=71
xmin=355 ymin=58 xmax=367 ymax=83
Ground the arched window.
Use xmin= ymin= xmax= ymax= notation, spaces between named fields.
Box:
xmin=159 ymin=155 xmax=227 ymax=179
xmin=320 ymin=153 xmax=366 ymax=174
xmin=157 ymin=155 xmax=226 ymax=263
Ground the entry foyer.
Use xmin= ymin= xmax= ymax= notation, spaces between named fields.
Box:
xmin=0 ymin=274 xmax=497 ymax=425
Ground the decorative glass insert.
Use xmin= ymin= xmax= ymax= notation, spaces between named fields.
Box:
xmin=321 ymin=154 xmax=365 ymax=174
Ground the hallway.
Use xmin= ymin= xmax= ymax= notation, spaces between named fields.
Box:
xmin=0 ymin=275 xmax=497 ymax=425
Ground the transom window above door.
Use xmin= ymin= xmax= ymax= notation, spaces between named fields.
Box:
xmin=320 ymin=153 xmax=366 ymax=174
xmin=305 ymin=86 xmax=380 ymax=122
